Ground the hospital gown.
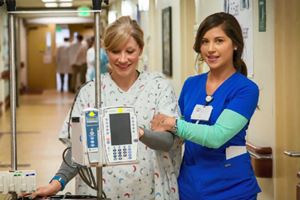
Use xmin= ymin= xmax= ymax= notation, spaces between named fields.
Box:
xmin=59 ymin=71 xmax=182 ymax=200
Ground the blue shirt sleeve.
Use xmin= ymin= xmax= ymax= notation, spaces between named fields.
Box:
xmin=178 ymin=78 xmax=188 ymax=118
xmin=226 ymin=81 xmax=259 ymax=120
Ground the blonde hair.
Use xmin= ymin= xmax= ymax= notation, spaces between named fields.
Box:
xmin=103 ymin=16 xmax=144 ymax=51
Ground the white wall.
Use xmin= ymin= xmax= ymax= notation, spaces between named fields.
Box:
xmin=196 ymin=1 xmax=275 ymax=200
xmin=0 ymin=6 xmax=4 ymax=108
xmin=0 ymin=6 xmax=9 ymax=111
xmin=148 ymin=0 xmax=182 ymax=95
xmin=197 ymin=0 xmax=224 ymax=23
xmin=247 ymin=1 xmax=275 ymax=199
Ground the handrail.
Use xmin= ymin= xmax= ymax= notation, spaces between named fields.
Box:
xmin=246 ymin=141 xmax=272 ymax=156
xmin=246 ymin=141 xmax=273 ymax=178
xmin=248 ymin=151 xmax=272 ymax=159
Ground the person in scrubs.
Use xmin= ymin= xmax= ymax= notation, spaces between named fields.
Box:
xmin=151 ymin=12 xmax=261 ymax=200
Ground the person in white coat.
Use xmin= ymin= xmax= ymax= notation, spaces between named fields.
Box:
xmin=68 ymin=34 xmax=87 ymax=93
xmin=56 ymin=37 xmax=71 ymax=92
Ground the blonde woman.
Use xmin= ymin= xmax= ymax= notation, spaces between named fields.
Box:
xmin=29 ymin=16 xmax=181 ymax=200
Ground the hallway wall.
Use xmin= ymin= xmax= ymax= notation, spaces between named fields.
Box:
xmin=180 ymin=0 xmax=196 ymax=82
xmin=0 ymin=6 xmax=9 ymax=114
xmin=274 ymin=0 xmax=300 ymax=199
xmin=247 ymin=1 xmax=275 ymax=199
xmin=147 ymin=0 xmax=183 ymax=95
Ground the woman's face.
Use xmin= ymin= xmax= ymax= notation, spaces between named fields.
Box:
xmin=200 ymin=25 xmax=236 ymax=71
xmin=107 ymin=36 xmax=142 ymax=79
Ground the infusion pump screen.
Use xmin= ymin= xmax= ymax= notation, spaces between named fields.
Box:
xmin=102 ymin=106 xmax=138 ymax=164
xmin=109 ymin=113 xmax=132 ymax=145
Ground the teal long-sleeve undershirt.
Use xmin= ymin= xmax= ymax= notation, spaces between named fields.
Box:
xmin=176 ymin=109 xmax=248 ymax=149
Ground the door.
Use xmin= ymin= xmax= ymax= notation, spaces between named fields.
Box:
xmin=275 ymin=0 xmax=300 ymax=199
xmin=27 ymin=24 xmax=56 ymax=90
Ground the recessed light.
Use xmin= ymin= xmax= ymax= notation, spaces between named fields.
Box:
xmin=42 ymin=0 xmax=56 ymax=2
xmin=45 ymin=2 xmax=58 ymax=7
xmin=59 ymin=3 xmax=72 ymax=7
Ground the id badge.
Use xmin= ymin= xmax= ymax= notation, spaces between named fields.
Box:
xmin=191 ymin=104 xmax=213 ymax=121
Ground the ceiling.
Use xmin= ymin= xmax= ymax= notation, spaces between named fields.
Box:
xmin=7 ymin=0 xmax=111 ymax=20
xmin=16 ymin=0 xmax=101 ymax=9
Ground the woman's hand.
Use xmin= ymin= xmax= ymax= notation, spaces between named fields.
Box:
xmin=29 ymin=180 xmax=61 ymax=199
xmin=151 ymin=114 xmax=176 ymax=132
xmin=138 ymin=128 xmax=145 ymax=138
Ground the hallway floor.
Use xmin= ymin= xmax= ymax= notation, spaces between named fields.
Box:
xmin=0 ymin=90 xmax=76 ymax=194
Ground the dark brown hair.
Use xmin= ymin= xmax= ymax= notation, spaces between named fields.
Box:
xmin=194 ymin=12 xmax=247 ymax=76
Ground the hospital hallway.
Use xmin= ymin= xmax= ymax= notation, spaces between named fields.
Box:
xmin=0 ymin=0 xmax=300 ymax=199
xmin=0 ymin=90 xmax=76 ymax=194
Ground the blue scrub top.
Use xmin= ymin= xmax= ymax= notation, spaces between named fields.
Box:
xmin=178 ymin=72 xmax=261 ymax=200
xmin=87 ymin=48 xmax=109 ymax=81
xmin=100 ymin=48 xmax=109 ymax=73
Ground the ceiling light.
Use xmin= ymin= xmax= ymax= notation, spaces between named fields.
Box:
xmin=42 ymin=0 xmax=56 ymax=2
xmin=58 ymin=0 xmax=73 ymax=2
xmin=45 ymin=3 xmax=58 ymax=7
xmin=59 ymin=3 xmax=72 ymax=7
xmin=26 ymin=17 xmax=93 ymax=24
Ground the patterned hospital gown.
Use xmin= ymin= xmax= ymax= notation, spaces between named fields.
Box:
xmin=59 ymin=71 xmax=182 ymax=200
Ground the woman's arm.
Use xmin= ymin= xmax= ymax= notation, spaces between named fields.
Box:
xmin=139 ymin=128 xmax=175 ymax=152
xmin=54 ymin=149 xmax=79 ymax=188
xmin=30 ymin=150 xmax=79 ymax=198
xmin=152 ymin=109 xmax=248 ymax=149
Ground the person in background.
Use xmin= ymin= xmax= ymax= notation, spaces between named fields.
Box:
xmin=151 ymin=12 xmax=261 ymax=200
xmin=68 ymin=34 xmax=87 ymax=93
xmin=28 ymin=16 xmax=181 ymax=200
xmin=56 ymin=37 xmax=71 ymax=92
xmin=77 ymin=38 xmax=88 ymax=85
xmin=86 ymin=36 xmax=109 ymax=82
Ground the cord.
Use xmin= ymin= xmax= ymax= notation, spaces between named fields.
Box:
xmin=67 ymin=80 xmax=93 ymax=140
xmin=63 ymin=80 xmax=108 ymax=198
xmin=61 ymin=147 xmax=97 ymax=190
xmin=61 ymin=192 xmax=72 ymax=199
xmin=62 ymin=147 xmax=77 ymax=168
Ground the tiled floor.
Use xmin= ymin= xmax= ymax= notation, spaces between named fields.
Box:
xmin=0 ymin=90 xmax=75 ymax=194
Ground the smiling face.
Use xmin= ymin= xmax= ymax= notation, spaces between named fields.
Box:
xmin=107 ymin=36 xmax=142 ymax=79
xmin=200 ymin=25 xmax=236 ymax=72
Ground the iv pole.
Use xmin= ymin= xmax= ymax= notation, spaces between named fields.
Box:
xmin=4 ymin=0 xmax=110 ymax=199
xmin=6 ymin=0 xmax=18 ymax=172
xmin=92 ymin=1 xmax=110 ymax=200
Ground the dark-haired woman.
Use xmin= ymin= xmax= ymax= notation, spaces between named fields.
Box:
xmin=151 ymin=12 xmax=261 ymax=200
